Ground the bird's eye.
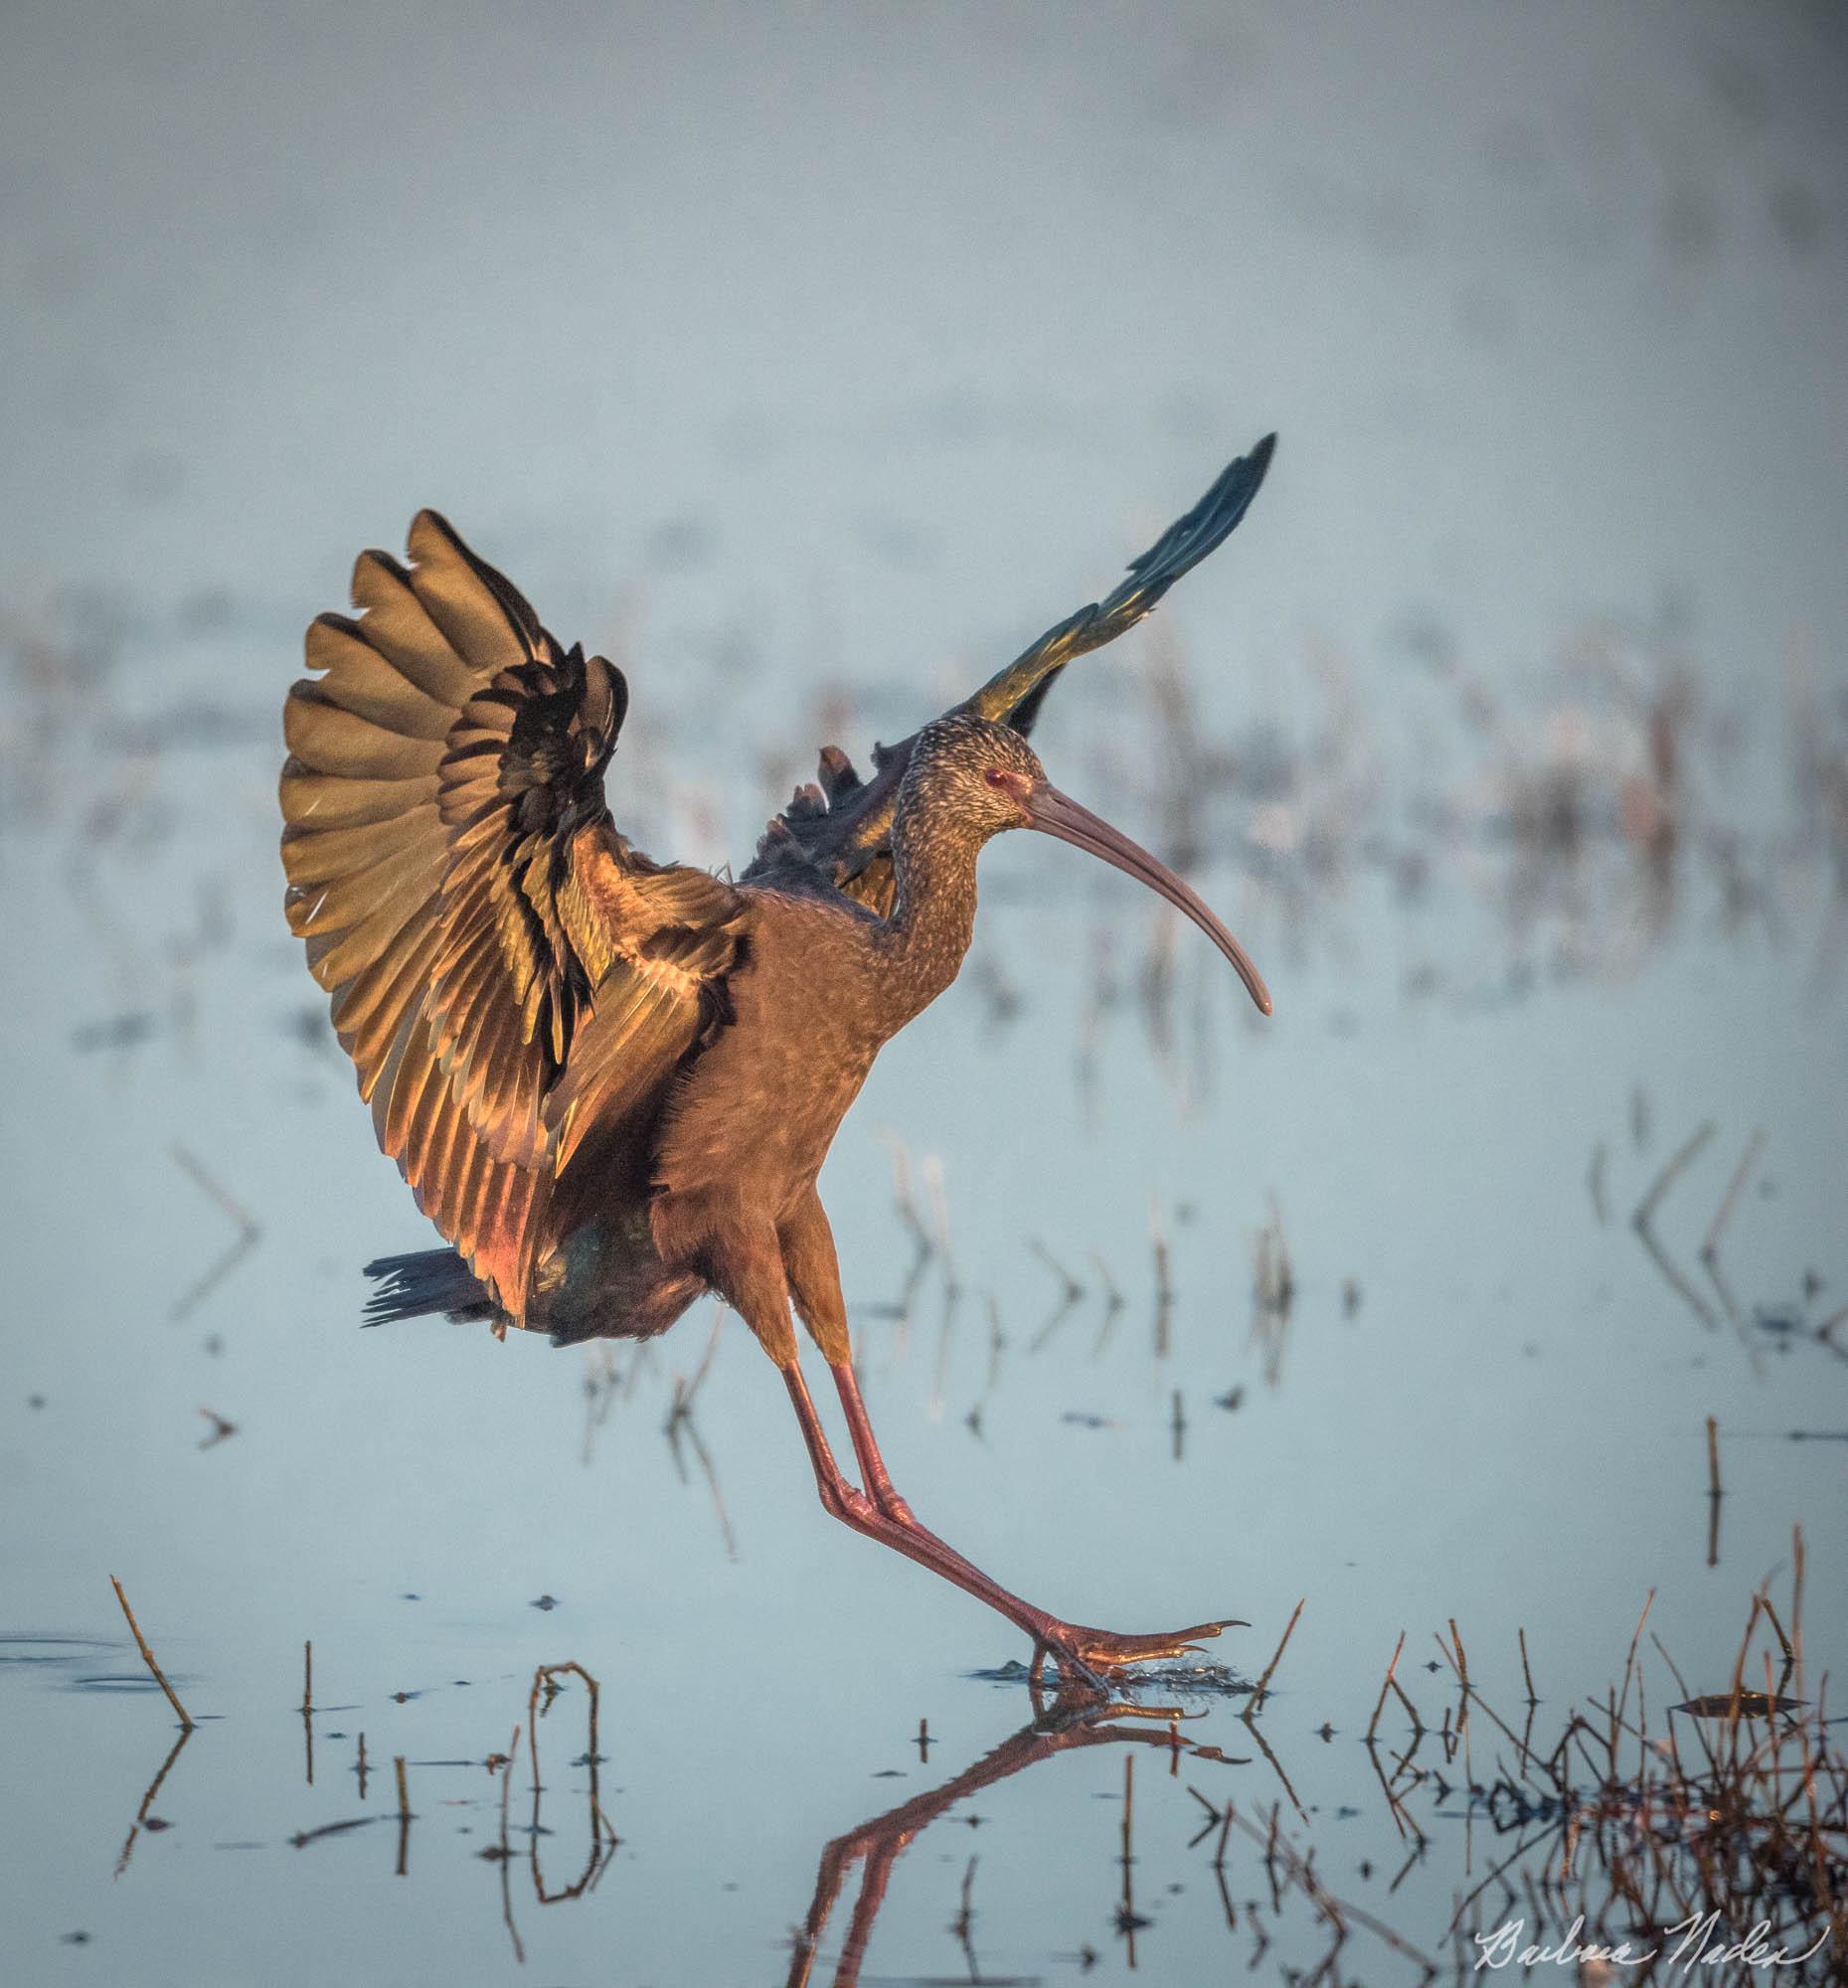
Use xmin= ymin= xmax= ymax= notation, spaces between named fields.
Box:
xmin=983 ymin=767 xmax=1010 ymax=789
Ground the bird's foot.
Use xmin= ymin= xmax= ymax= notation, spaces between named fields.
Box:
xmin=1033 ymin=1617 xmax=1245 ymax=1685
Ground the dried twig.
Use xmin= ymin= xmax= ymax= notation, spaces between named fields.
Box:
xmin=108 ymin=1576 xmax=193 ymax=1731
xmin=1249 ymin=1597 xmax=1305 ymax=1711
xmin=1700 ymin=1129 xmax=1763 ymax=1262
xmin=1632 ymin=1119 xmax=1714 ymax=1230
xmin=1366 ymin=1631 xmax=1407 ymax=1744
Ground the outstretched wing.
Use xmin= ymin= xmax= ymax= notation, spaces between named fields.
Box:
xmin=746 ymin=435 xmax=1275 ymax=913
xmin=281 ymin=512 xmax=745 ymax=1318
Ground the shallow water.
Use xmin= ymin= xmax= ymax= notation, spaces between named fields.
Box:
xmin=4 ymin=3 xmax=1847 ymax=1983
xmin=6 ymin=751 xmax=1844 ymax=1983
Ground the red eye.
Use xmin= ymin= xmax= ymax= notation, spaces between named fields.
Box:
xmin=984 ymin=767 xmax=1010 ymax=789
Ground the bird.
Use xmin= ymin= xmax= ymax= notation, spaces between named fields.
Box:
xmin=279 ymin=437 xmax=1275 ymax=1678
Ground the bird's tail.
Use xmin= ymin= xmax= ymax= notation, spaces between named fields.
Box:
xmin=362 ymin=1247 xmax=498 ymax=1325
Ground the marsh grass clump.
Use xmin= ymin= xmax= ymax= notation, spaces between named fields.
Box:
xmin=1374 ymin=1547 xmax=1848 ymax=1983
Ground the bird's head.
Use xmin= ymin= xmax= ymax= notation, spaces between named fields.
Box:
xmin=904 ymin=715 xmax=1272 ymax=1016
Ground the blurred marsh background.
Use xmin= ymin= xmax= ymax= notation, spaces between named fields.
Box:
xmin=2 ymin=3 xmax=1846 ymax=1984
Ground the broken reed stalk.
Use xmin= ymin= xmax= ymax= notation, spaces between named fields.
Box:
xmin=922 ymin=1155 xmax=957 ymax=1292
xmin=1758 ymin=1595 xmax=1792 ymax=1665
xmin=168 ymin=1141 xmax=261 ymax=1239
xmin=1250 ymin=1597 xmax=1305 ymax=1710
xmin=1119 ymin=1750 xmax=1137 ymax=1957
xmin=1700 ymin=1128 xmax=1763 ymax=1260
xmin=953 ymin=1856 xmax=978 ymax=1943
xmin=108 ymin=1575 xmax=194 ymax=1731
xmin=1029 ymin=1238 xmax=1084 ymax=1301
xmin=302 ymin=1639 xmax=313 ymax=1716
xmin=499 ymin=1725 xmax=520 ymax=1840
xmin=1790 ymin=1524 xmax=1805 ymax=1684
xmin=1615 ymin=1589 xmax=1655 ymax=1736
xmin=1366 ymin=1631 xmax=1407 ymax=1744
xmin=1632 ymin=1119 xmax=1715 ymax=1229
xmin=881 ymin=1132 xmax=929 ymax=1251
xmin=394 ymin=1754 xmax=412 ymax=1878
xmin=1519 ymin=1627 xmax=1538 ymax=1706
xmin=1150 ymin=1198 xmax=1174 ymax=1303
xmin=1706 ymin=1416 xmax=1722 ymax=1501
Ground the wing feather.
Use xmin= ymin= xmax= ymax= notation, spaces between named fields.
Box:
xmin=743 ymin=438 xmax=1275 ymax=911
xmin=282 ymin=509 xmax=746 ymax=1321
xmin=281 ymin=691 xmax=446 ymax=781
xmin=281 ymin=766 xmax=429 ymax=829
xmin=348 ymin=552 xmax=480 ymax=705
xmin=303 ymin=617 xmax=456 ymax=740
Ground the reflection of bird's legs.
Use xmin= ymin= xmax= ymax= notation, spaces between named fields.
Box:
xmin=786 ymin=1807 xmax=917 ymax=1988
xmin=783 ymin=1363 xmax=1234 ymax=1674
xmin=787 ymin=1689 xmax=1195 ymax=1988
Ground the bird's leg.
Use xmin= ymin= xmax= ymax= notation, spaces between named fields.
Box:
xmin=825 ymin=1363 xmax=916 ymax=1519
xmin=776 ymin=1190 xmax=1235 ymax=1673
xmin=780 ymin=1193 xmax=1077 ymax=1646
xmin=784 ymin=1365 xmax=1232 ymax=1675
xmin=826 ymin=1361 xmax=1240 ymax=1670
xmin=782 ymin=1365 xmax=1084 ymax=1651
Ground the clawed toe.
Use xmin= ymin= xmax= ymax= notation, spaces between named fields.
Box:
xmin=1044 ymin=1616 xmax=1247 ymax=1675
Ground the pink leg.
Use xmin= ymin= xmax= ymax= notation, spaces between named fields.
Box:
xmin=786 ymin=1364 xmax=1238 ymax=1674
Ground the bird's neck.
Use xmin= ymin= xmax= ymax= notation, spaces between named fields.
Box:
xmin=878 ymin=809 xmax=983 ymax=1028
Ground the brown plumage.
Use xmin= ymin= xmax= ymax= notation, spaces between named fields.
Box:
xmin=281 ymin=441 xmax=1275 ymax=1677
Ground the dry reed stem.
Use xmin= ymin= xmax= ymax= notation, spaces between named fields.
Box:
xmin=393 ymin=1754 xmax=412 ymax=1878
xmin=108 ymin=1575 xmax=193 ymax=1731
xmin=1250 ymin=1597 xmax=1305 ymax=1709
xmin=1366 ymin=1631 xmax=1407 ymax=1743
xmin=168 ymin=1142 xmax=260 ymax=1238
xmin=1633 ymin=1119 xmax=1715 ymax=1229
xmin=1700 ymin=1128 xmax=1764 ymax=1260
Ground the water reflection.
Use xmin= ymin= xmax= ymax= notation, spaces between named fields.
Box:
xmin=114 ymin=1723 xmax=193 ymax=1879
xmin=787 ymin=1678 xmax=1234 ymax=1988
xmin=45 ymin=1538 xmax=1841 ymax=1986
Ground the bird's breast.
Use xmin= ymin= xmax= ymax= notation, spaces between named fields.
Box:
xmin=650 ymin=896 xmax=886 ymax=1214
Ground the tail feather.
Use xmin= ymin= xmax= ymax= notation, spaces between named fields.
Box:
xmin=362 ymin=1246 xmax=497 ymax=1325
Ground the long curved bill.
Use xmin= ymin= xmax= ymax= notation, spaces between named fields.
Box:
xmin=1025 ymin=783 xmax=1272 ymax=1017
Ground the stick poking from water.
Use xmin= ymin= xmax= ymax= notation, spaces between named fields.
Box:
xmin=1250 ymin=1597 xmax=1305 ymax=1710
xmin=108 ymin=1576 xmax=194 ymax=1731
xmin=394 ymin=1755 xmax=412 ymax=1878
xmin=1633 ymin=1119 xmax=1715 ymax=1230
xmin=1366 ymin=1631 xmax=1407 ymax=1744
xmin=1700 ymin=1130 xmax=1763 ymax=1262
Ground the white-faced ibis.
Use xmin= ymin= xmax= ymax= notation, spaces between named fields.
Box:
xmin=280 ymin=439 xmax=1274 ymax=1678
